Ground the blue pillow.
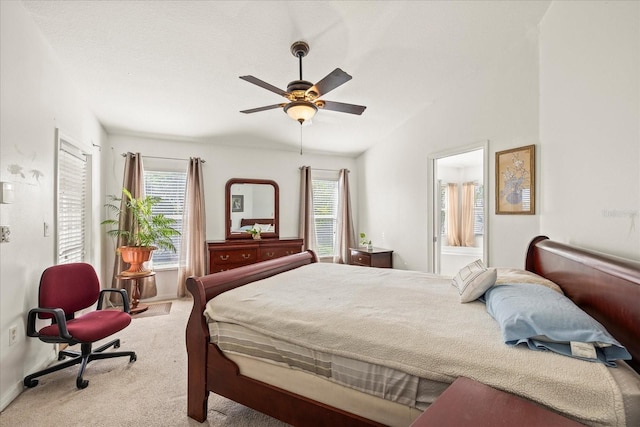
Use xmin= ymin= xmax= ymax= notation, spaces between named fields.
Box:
xmin=484 ymin=283 xmax=631 ymax=366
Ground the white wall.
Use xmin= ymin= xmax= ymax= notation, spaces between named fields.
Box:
xmin=357 ymin=22 xmax=541 ymax=271
xmin=539 ymin=1 xmax=640 ymax=260
xmin=0 ymin=1 xmax=106 ymax=410
xmin=103 ymin=134 xmax=357 ymax=300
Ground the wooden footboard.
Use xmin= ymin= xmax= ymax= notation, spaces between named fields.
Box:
xmin=186 ymin=250 xmax=386 ymax=425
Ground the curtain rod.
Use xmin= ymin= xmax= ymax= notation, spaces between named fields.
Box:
xmin=299 ymin=166 xmax=350 ymax=173
xmin=121 ymin=153 xmax=206 ymax=163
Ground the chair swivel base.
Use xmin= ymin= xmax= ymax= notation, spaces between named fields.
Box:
xmin=23 ymin=338 xmax=136 ymax=389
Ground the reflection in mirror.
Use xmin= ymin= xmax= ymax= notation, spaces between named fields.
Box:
xmin=225 ymin=178 xmax=279 ymax=239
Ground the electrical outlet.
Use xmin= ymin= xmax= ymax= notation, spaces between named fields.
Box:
xmin=9 ymin=325 xmax=17 ymax=346
xmin=0 ymin=225 xmax=9 ymax=243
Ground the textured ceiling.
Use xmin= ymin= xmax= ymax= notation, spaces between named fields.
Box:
xmin=21 ymin=1 xmax=550 ymax=156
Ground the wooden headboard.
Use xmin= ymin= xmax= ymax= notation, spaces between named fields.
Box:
xmin=240 ymin=218 xmax=274 ymax=227
xmin=525 ymin=235 xmax=640 ymax=373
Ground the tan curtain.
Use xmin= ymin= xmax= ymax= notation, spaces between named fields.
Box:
xmin=447 ymin=183 xmax=461 ymax=246
xmin=333 ymin=169 xmax=355 ymax=264
xmin=111 ymin=152 xmax=157 ymax=300
xmin=177 ymin=157 xmax=206 ymax=298
xmin=298 ymin=166 xmax=317 ymax=251
xmin=461 ymin=182 xmax=476 ymax=247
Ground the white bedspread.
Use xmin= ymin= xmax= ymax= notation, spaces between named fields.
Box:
xmin=205 ymin=263 xmax=628 ymax=427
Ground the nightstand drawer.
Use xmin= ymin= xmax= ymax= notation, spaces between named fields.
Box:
xmin=351 ymin=251 xmax=371 ymax=266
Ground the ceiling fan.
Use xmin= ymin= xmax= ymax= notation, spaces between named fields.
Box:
xmin=240 ymin=41 xmax=366 ymax=124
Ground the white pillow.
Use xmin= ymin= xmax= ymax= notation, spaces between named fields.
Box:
xmin=452 ymin=259 xmax=497 ymax=303
xmin=253 ymin=223 xmax=272 ymax=232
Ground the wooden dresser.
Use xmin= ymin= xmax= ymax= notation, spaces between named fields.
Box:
xmin=207 ymin=238 xmax=304 ymax=273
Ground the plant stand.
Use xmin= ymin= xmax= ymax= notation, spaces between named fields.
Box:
xmin=115 ymin=271 xmax=156 ymax=315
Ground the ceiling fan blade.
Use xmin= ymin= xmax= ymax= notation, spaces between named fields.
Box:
xmin=319 ymin=100 xmax=366 ymax=115
xmin=308 ymin=68 xmax=352 ymax=98
xmin=239 ymin=76 xmax=288 ymax=97
xmin=240 ymin=104 xmax=286 ymax=114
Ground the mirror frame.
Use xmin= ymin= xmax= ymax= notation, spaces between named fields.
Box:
xmin=225 ymin=178 xmax=279 ymax=240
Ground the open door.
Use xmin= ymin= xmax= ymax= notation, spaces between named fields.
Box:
xmin=427 ymin=142 xmax=489 ymax=275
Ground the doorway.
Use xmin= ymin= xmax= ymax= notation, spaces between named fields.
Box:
xmin=427 ymin=142 xmax=489 ymax=275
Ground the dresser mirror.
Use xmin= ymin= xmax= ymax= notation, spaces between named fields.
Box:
xmin=225 ymin=178 xmax=279 ymax=240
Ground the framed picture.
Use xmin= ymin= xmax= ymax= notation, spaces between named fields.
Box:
xmin=231 ymin=195 xmax=244 ymax=212
xmin=495 ymin=144 xmax=535 ymax=215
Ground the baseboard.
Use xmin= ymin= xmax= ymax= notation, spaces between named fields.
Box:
xmin=0 ymin=348 xmax=56 ymax=412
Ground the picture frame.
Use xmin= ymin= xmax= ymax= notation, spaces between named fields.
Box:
xmin=495 ymin=144 xmax=535 ymax=215
xmin=231 ymin=195 xmax=244 ymax=212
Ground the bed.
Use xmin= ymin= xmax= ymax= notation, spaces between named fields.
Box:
xmin=185 ymin=236 xmax=640 ymax=426
xmin=232 ymin=218 xmax=275 ymax=233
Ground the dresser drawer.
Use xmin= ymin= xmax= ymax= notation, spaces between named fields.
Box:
xmin=259 ymin=245 xmax=302 ymax=261
xmin=207 ymin=239 xmax=304 ymax=274
xmin=210 ymin=262 xmax=253 ymax=273
xmin=210 ymin=248 xmax=257 ymax=265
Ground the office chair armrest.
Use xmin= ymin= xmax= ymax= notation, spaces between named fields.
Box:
xmin=26 ymin=308 xmax=71 ymax=340
xmin=97 ymin=288 xmax=131 ymax=313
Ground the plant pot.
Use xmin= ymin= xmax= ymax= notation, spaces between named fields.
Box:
xmin=252 ymin=233 xmax=261 ymax=240
xmin=119 ymin=246 xmax=156 ymax=276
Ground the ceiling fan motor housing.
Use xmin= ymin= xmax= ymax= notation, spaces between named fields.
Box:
xmin=286 ymin=80 xmax=316 ymax=101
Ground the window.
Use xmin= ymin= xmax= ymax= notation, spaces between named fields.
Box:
xmin=56 ymin=133 xmax=90 ymax=264
xmin=439 ymin=182 xmax=484 ymax=236
xmin=312 ymin=177 xmax=339 ymax=257
xmin=144 ymin=170 xmax=186 ymax=267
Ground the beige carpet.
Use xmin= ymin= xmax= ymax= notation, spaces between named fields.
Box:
xmin=0 ymin=298 xmax=290 ymax=427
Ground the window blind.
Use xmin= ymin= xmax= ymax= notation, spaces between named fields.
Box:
xmin=474 ymin=184 xmax=484 ymax=235
xmin=312 ymin=178 xmax=338 ymax=257
xmin=144 ymin=170 xmax=186 ymax=266
xmin=57 ymin=141 xmax=87 ymax=264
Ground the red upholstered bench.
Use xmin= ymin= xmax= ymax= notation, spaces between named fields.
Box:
xmin=410 ymin=377 xmax=585 ymax=427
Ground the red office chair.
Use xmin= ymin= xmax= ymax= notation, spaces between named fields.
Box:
xmin=24 ymin=263 xmax=137 ymax=389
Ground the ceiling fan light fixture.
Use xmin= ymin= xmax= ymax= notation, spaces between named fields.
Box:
xmin=284 ymin=101 xmax=317 ymax=124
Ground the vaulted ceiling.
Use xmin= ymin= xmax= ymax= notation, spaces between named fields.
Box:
xmin=22 ymin=1 xmax=550 ymax=156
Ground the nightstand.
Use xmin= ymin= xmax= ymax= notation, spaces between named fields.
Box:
xmin=410 ymin=377 xmax=585 ymax=427
xmin=349 ymin=247 xmax=393 ymax=268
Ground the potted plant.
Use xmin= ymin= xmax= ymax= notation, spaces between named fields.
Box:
xmin=102 ymin=188 xmax=181 ymax=276
xmin=246 ymin=225 xmax=262 ymax=240
xmin=360 ymin=232 xmax=373 ymax=251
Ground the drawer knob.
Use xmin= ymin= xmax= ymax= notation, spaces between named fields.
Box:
xmin=242 ymin=253 xmax=251 ymax=259
xmin=220 ymin=255 xmax=229 ymax=261
xmin=266 ymin=252 xmax=275 ymax=257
